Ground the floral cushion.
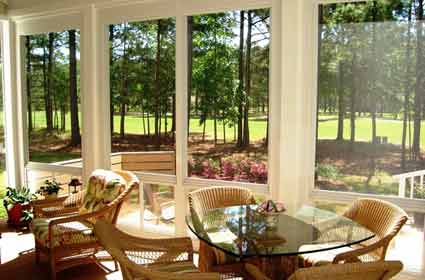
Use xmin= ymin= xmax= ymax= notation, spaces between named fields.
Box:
xmin=79 ymin=169 xmax=126 ymax=223
xmin=32 ymin=218 xmax=96 ymax=248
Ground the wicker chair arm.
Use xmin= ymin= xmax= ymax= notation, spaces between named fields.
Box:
xmin=33 ymin=191 xmax=86 ymax=218
xmin=110 ymin=247 xmax=220 ymax=280
xmin=112 ymin=227 xmax=193 ymax=252
xmin=332 ymin=237 xmax=389 ymax=264
xmin=36 ymin=206 xmax=80 ymax=218
xmin=32 ymin=197 xmax=68 ymax=217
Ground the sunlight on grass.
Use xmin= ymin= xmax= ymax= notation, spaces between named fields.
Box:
xmin=318 ymin=114 xmax=425 ymax=147
xmin=28 ymin=111 xmax=268 ymax=142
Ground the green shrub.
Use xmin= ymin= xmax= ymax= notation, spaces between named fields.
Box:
xmin=316 ymin=164 xmax=340 ymax=180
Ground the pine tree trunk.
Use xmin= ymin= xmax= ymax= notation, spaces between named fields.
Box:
xmin=154 ymin=20 xmax=162 ymax=148
xmin=147 ymin=112 xmax=151 ymax=136
xmin=164 ymin=101 xmax=168 ymax=135
xmin=109 ymin=25 xmax=115 ymax=135
xmin=413 ymin=0 xmax=424 ymax=160
xmin=202 ymin=118 xmax=206 ymax=141
xmin=42 ymin=45 xmax=48 ymax=130
xmin=336 ymin=61 xmax=344 ymax=141
xmin=26 ymin=36 xmax=33 ymax=133
xmin=237 ymin=11 xmax=245 ymax=147
xmin=120 ymin=24 xmax=129 ymax=139
xmin=69 ymin=30 xmax=81 ymax=146
xmin=242 ymin=11 xmax=252 ymax=148
xmin=187 ymin=16 xmax=193 ymax=134
xmin=46 ymin=33 xmax=55 ymax=132
xmin=214 ymin=110 xmax=217 ymax=145
xmin=349 ymin=51 xmax=357 ymax=146
xmin=60 ymin=105 xmax=66 ymax=131
xmin=171 ymin=94 xmax=176 ymax=133
xmin=316 ymin=5 xmax=324 ymax=143
xmin=141 ymin=105 xmax=146 ymax=135
xmin=402 ymin=0 xmax=413 ymax=170
xmin=223 ymin=119 xmax=226 ymax=144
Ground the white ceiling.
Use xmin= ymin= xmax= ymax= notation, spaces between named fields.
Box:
xmin=9 ymin=0 xmax=111 ymax=11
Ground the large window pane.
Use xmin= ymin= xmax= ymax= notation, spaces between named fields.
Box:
xmin=109 ymin=19 xmax=176 ymax=175
xmin=25 ymin=31 xmax=81 ymax=164
xmin=187 ymin=9 xmax=270 ymax=184
xmin=315 ymin=2 xmax=425 ymax=198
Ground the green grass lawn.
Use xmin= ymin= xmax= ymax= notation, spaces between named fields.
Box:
xmin=317 ymin=114 xmax=425 ymax=146
xmin=28 ymin=111 xmax=269 ymax=142
xmin=27 ymin=110 xmax=425 ymax=146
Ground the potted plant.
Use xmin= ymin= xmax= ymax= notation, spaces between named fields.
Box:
xmin=3 ymin=187 xmax=36 ymax=228
xmin=38 ymin=179 xmax=62 ymax=199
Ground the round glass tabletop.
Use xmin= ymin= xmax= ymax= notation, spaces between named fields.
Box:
xmin=186 ymin=205 xmax=375 ymax=258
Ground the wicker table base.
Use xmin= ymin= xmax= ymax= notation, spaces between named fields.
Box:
xmin=198 ymin=240 xmax=298 ymax=280
xmin=244 ymin=255 xmax=299 ymax=280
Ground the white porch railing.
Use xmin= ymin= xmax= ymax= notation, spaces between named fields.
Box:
xmin=393 ymin=170 xmax=425 ymax=199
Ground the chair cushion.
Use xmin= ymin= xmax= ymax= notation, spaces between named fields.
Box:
xmin=32 ymin=218 xmax=97 ymax=248
xmin=79 ymin=170 xmax=125 ymax=221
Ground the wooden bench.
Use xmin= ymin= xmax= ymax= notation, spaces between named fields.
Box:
xmin=111 ymin=151 xmax=176 ymax=223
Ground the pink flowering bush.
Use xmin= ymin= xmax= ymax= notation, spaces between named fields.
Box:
xmin=189 ymin=155 xmax=268 ymax=184
xmin=249 ymin=162 xmax=268 ymax=184
xmin=221 ymin=159 xmax=237 ymax=180
xmin=201 ymin=160 xmax=220 ymax=179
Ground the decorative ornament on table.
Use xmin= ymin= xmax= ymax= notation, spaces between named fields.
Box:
xmin=256 ymin=200 xmax=286 ymax=229
xmin=68 ymin=178 xmax=82 ymax=194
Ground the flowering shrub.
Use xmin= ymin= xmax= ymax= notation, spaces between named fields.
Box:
xmin=189 ymin=156 xmax=268 ymax=184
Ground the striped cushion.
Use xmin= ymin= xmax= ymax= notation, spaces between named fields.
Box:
xmin=79 ymin=170 xmax=125 ymax=223
xmin=32 ymin=218 xmax=97 ymax=248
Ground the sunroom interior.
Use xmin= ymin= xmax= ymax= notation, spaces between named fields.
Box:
xmin=0 ymin=0 xmax=424 ymax=279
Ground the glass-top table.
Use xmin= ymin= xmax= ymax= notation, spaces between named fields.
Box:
xmin=186 ymin=205 xmax=375 ymax=259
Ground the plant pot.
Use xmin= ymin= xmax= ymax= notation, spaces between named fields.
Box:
xmin=44 ymin=192 xmax=58 ymax=199
xmin=6 ymin=203 xmax=32 ymax=227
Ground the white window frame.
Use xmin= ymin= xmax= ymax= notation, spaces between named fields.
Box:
xmin=306 ymin=0 xmax=425 ymax=213
xmin=4 ymin=0 xmax=290 ymax=236
xmin=12 ymin=10 xmax=85 ymax=185
xmin=96 ymin=0 xmax=279 ymax=235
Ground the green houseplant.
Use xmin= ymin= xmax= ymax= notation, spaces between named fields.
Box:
xmin=37 ymin=179 xmax=63 ymax=199
xmin=3 ymin=187 xmax=36 ymax=227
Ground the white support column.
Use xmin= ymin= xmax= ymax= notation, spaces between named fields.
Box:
xmin=279 ymin=0 xmax=314 ymax=213
xmin=175 ymin=12 xmax=188 ymax=236
xmin=269 ymin=0 xmax=282 ymax=201
xmin=2 ymin=20 xmax=25 ymax=188
xmin=80 ymin=5 xmax=111 ymax=182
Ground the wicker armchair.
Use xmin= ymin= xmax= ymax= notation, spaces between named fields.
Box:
xmin=93 ymin=220 xmax=220 ymax=280
xmin=188 ymin=186 xmax=256 ymax=278
xmin=245 ymin=261 xmax=403 ymax=280
xmin=301 ymin=198 xmax=408 ymax=266
xmin=31 ymin=169 xmax=139 ymax=280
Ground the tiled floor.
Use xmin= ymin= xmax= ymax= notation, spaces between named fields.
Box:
xmin=0 ymin=213 xmax=424 ymax=280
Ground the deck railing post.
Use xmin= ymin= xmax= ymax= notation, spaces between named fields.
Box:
xmin=398 ymin=178 xmax=405 ymax=198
